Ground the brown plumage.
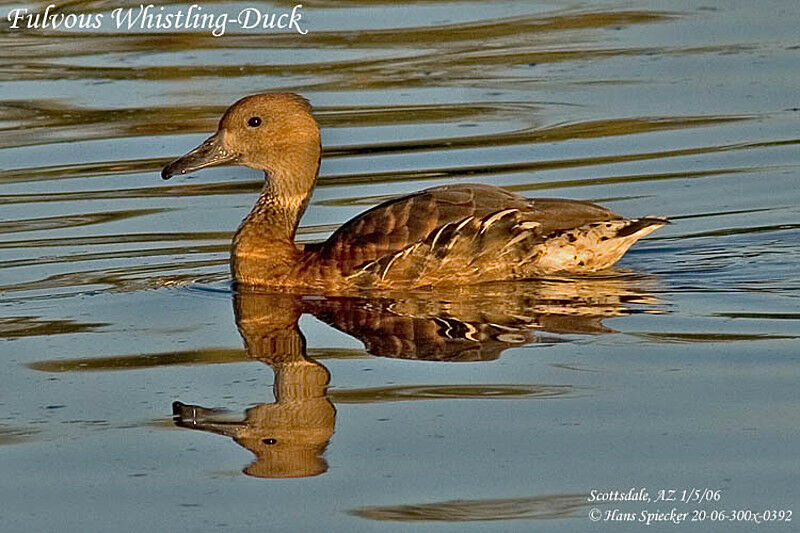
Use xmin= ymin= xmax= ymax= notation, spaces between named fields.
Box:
xmin=161 ymin=92 xmax=668 ymax=289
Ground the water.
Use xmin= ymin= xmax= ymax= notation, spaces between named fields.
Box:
xmin=1 ymin=1 xmax=799 ymax=531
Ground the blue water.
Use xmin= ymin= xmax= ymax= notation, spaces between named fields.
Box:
xmin=1 ymin=1 xmax=798 ymax=531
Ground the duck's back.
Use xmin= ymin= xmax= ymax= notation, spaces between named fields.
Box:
xmin=300 ymin=184 xmax=664 ymax=288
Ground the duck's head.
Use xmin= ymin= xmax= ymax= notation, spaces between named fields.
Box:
xmin=161 ymin=93 xmax=321 ymax=182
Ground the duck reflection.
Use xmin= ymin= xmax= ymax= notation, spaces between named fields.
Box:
xmin=174 ymin=293 xmax=334 ymax=478
xmin=173 ymin=275 xmax=659 ymax=478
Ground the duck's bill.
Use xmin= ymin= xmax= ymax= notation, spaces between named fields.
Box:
xmin=161 ymin=133 xmax=239 ymax=180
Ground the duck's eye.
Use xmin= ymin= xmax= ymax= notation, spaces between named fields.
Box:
xmin=247 ymin=116 xmax=262 ymax=128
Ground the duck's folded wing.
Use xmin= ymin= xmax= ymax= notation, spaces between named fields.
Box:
xmin=307 ymin=183 xmax=621 ymax=275
xmin=306 ymin=184 xmax=525 ymax=274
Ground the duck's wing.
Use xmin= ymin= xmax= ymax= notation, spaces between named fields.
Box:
xmin=306 ymin=183 xmax=621 ymax=275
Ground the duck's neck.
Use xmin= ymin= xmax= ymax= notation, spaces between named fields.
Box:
xmin=232 ymin=155 xmax=319 ymax=285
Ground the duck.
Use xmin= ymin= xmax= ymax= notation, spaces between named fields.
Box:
xmin=161 ymin=93 xmax=668 ymax=289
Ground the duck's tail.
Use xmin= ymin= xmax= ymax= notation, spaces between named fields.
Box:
xmin=615 ymin=216 xmax=670 ymax=237
xmin=528 ymin=216 xmax=669 ymax=274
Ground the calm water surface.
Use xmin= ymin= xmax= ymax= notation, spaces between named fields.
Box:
xmin=1 ymin=0 xmax=799 ymax=531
